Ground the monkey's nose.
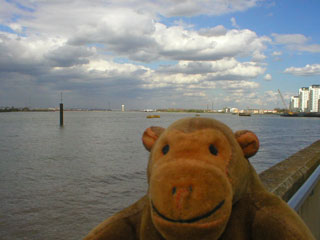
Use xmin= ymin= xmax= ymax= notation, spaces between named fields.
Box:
xmin=172 ymin=185 xmax=193 ymax=209
xmin=172 ymin=185 xmax=193 ymax=195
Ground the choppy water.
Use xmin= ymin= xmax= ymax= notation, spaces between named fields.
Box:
xmin=0 ymin=111 xmax=319 ymax=240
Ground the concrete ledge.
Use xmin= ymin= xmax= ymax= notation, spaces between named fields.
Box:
xmin=259 ymin=140 xmax=320 ymax=201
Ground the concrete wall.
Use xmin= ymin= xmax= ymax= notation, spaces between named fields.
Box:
xmin=259 ymin=140 xmax=320 ymax=239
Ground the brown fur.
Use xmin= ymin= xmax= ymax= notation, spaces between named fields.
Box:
xmin=84 ymin=117 xmax=314 ymax=240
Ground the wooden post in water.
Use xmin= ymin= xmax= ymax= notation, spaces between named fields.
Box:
xmin=60 ymin=92 xmax=63 ymax=126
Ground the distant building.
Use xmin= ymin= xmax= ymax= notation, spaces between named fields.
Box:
xmin=263 ymin=109 xmax=277 ymax=114
xmin=289 ymin=96 xmax=299 ymax=112
xmin=121 ymin=104 xmax=125 ymax=112
xmin=252 ymin=109 xmax=260 ymax=114
xmin=223 ymin=107 xmax=231 ymax=113
xmin=299 ymin=87 xmax=309 ymax=112
xmin=309 ymin=85 xmax=320 ymax=112
xmin=230 ymin=108 xmax=239 ymax=113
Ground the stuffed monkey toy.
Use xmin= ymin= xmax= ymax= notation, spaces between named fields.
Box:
xmin=84 ymin=117 xmax=315 ymax=240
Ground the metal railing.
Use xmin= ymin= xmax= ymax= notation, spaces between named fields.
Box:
xmin=288 ymin=165 xmax=320 ymax=211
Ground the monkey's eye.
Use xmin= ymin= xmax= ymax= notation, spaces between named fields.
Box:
xmin=162 ymin=144 xmax=170 ymax=155
xmin=209 ymin=144 xmax=218 ymax=156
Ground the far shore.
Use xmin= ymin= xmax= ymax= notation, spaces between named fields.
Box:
xmin=0 ymin=107 xmax=286 ymax=115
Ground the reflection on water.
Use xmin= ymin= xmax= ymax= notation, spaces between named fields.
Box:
xmin=0 ymin=112 xmax=319 ymax=240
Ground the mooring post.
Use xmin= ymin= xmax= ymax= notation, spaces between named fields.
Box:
xmin=60 ymin=92 xmax=63 ymax=126
xmin=60 ymin=103 xmax=63 ymax=126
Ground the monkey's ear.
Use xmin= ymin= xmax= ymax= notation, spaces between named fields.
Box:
xmin=235 ymin=130 xmax=259 ymax=158
xmin=142 ymin=126 xmax=165 ymax=152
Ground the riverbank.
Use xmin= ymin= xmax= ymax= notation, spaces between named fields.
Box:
xmin=260 ymin=140 xmax=320 ymax=239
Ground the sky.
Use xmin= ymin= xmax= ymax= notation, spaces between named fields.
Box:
xmin=0 ymin=0 xmax=319 ymax=110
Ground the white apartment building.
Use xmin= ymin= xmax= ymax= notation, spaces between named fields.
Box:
xmin=289 ymin=96 xmax=299 ymax=111
xmin=299 ymin=87 xmax=309 ymax=112
xmin=309 ymin=85 xmax=320 ymax=112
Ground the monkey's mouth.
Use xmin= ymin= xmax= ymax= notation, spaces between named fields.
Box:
xmin=151 ymin=200 xmax=225 ymax=224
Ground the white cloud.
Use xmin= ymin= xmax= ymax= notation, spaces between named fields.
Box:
xmin=206 ymin=60 xmax=266 ymax=80
xmin=231 ymin=17 xmax=240 ymax=29
xmin=272 ymin=33 xmax=308 ymax=45
xmin=153 ymin=25 xmax=270 ymax=62
xmin=252 ymin=50 xmax=267 ymax=61
xmin=8 ymin=23 xmax=23 ymax=33
xmin=225 ymin=89 xmax=281 ymax=108
xmin=0 ymin=32 xmax=94 ymax=72
xmin=1 ymin=1 xmax=270 ymax=63
xmin=209 ymin=81 xmax=260 ymax=106
xmin=0 ymin=0 xmax=270 ymax=109
xmin=183 ymin=92 xmax=206 ymax=97
xmin=295 ymin=44 xmax=320 ymax=53
xmin=140 ymin=58 xmax=264 ymax=98
xmin=272 ymin=33 xmax=320 ymax=53
xmin=158 ymin=58 xmax=265 ymax=77
xmin=148 ymin=0 xmax=260 ymax=17
xmin=2 ymin=0 xmax=260 ymax=28
xmin=199 ymin=25 xmax=227 ymax=37
xmin=272 ymin=51 xmax=282 ymax=56
xmin=284 ymin=64 xmax=320 ymax=76
xmin=264 ymin=74 xmax=272 ymax=81
xmin=218 ymin=80 xmax=259 ymax=90
xmin=264 ymin=90 xmax=278 ymax=99
xmin=0 ymin=0 xmax=28 ymax=23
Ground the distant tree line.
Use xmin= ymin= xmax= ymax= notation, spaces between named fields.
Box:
xmin=0 ymin=107 xmax=30 ymax=112
xmin=158 ymin=108 xmax=207 ymax=113
xmin=157 ymin=108 xmax=287 ymax=114
xmin=0 ymin=107 xmax=55 ymax=112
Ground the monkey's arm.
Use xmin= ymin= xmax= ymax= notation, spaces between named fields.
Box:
xmin=83 ymin=196 xmax=147 ymax=240
xmin=251 ymin=193 xmax=315 ymax=240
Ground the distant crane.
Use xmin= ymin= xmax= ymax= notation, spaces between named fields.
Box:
xmin=278 ymin=89 xmax=296 ymax=116
xmin=277 ymin=89 xmax=288 ymax=110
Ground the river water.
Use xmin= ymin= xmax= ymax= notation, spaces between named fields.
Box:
xmin=0 ymin=111 xmax=319 ymax=240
